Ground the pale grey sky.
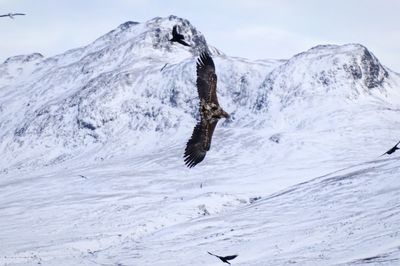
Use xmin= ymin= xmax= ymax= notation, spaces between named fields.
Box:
xmin=1 ymin=0 xmax=399 ymax=71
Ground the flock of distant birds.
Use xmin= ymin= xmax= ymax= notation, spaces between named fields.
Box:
xmin=4 ymin=13 xmax=400 ymax=264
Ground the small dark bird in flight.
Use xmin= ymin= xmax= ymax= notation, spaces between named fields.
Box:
xmin=381 ymin=140 xmax=400 ymax=156
xmin=170 ymin=25 xmax=190 ymax=47
xmin=160 ymin=63 xmax=168 ymax=71
xmin=0 ymin=13 xmax=26 ymax=19
xmin=184 ymin=52 xmax=229 ymax=168
xmin=208 ymin=252 xmax=238 ymax=265
xmin=78 ymin=175 xmax=88 ymax=179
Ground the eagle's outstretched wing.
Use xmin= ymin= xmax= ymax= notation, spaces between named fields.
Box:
xmin=184 ymin=119 xmax=219 ymax=168
xmin=196 ymin=52 xmax=218 ymax=104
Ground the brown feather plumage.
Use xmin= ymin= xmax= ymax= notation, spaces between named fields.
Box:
xmin=184 ymin=52 xmax=228 ymax=168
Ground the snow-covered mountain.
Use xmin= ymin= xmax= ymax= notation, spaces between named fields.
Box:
xmin=1 ymin=15 xmax=400 ymax=266
xmin=0 ymin=15 xmax=282 ymax=171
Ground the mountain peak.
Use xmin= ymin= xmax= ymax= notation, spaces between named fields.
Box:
xmin=305 ymin=43 xmax=389 ymax=88
xmin=143 ymin=15 xmax=209 ymax=54
xmin=117 ymin=21 xmax=139 ymax=30
xmin=3 ymin=52 xmax=44 ymax=64
xmin=87 ymin=15 xmax=209 ymax=59
xmin=254 ymin=43 xmax=392 ymax=112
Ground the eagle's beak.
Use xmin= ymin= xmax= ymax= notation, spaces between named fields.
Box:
xmin=223 ymin=111 xmax=230 ymax=119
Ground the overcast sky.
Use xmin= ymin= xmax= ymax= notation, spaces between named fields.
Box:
xmin=1 ymin=0 xmax=399 ymax=71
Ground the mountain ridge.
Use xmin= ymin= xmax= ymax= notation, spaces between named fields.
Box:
xmin=0 ymin=15 xmax=399 ymax=171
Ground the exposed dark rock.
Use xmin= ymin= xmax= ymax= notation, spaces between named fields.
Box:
xmin=361 ymin=49 xmax=389 ymax=88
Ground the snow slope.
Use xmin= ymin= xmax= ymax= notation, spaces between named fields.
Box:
xmin=1 ymin=15 xmax=400 ymax=266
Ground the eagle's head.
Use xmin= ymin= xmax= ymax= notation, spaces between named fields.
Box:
xmin=221 ymin=109 xmax=230 ymax=119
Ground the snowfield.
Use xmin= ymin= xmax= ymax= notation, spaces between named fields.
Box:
xmin=1 ymin=16 xmax=400 ymax=265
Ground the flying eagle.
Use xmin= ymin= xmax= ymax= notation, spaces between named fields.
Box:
xmin=208 ymin=252 xmax=238 ymax=265
xmin=0 ymin=13 xmax=25 ymax=19
xmin=381 ymin=140 xmax=400 ymax=156
xmin=184 ymin=52 xmax=229 ymax=168
xmin=170 ymin=25 xmax=190 ymax=47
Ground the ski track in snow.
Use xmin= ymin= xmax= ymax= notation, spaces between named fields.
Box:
xmin=1 ymin=15 xmax=400 ymax=266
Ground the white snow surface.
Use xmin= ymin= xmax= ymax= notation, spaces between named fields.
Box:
xmin=1 ymin=16 xmax=400 ymax=265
